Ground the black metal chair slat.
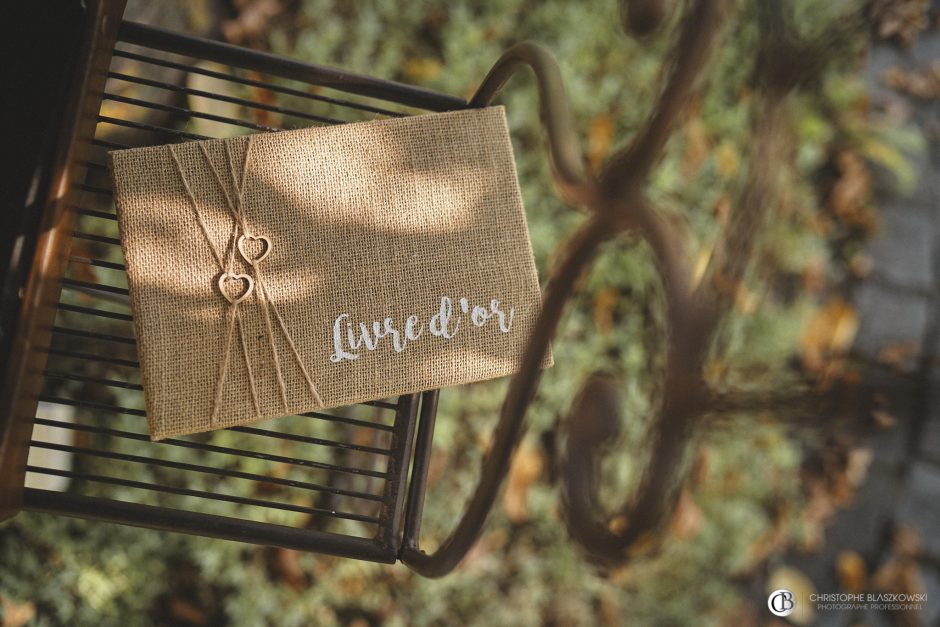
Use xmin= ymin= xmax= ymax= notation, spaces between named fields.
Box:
xmin=110 ymin=47 xmax=409 ymax=119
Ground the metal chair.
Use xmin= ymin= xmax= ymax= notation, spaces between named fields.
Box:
xmin=0 ymin=0 xmax=464 ymax=567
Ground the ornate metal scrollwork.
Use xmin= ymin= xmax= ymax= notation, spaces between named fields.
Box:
xmin=402 ymin=0 xmax=861 ymax=576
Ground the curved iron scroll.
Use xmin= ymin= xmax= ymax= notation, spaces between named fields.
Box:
xmin=401 ymin=0 xmax=849 ymax=575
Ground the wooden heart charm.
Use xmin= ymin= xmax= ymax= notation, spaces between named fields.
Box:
xmin=237 ymin=233 xmax=272 ymax=266
xmin=217 ymin=272 xmax=254 ymax=305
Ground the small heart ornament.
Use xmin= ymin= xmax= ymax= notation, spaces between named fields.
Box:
xmin=237 ymin=233 xmax=272 ymax=266
xmin=217 ymin=272 xmax=254 ymax=305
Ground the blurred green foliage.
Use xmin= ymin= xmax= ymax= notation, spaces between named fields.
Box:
xmin=1 ymin=0 xmax=922 ymax=625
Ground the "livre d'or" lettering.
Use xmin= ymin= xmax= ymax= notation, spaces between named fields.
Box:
xmin=329 ymin=296 xmax=515 ymax=363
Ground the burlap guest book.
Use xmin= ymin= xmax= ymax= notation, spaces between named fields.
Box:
xmin=108 ymin=106 xmax=550 ymax=440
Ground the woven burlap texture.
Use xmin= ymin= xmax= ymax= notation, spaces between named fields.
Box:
xmin=109 ymin=106 xmax=550 ymax=441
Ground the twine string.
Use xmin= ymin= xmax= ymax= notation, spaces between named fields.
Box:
xmin=168 ymin=137 xmax=324 ymax=425
xmin=222 ymin=139 xmax=290 ymax=412
xmin=170 ymin=144 xmax=259 ymax=422
xmin=257 ymin=278 xmax=325 ymax=407
xmin=226 ymin=139 xmax=325 ymax=410
xmin=200 ymin=142 xmax=246 ymax=272
xmin=167 ymin=147 xmax=226 ymax=270
xmin=237 ymin=314 xmax=262 ymax=416
xmin=212 ymin=302 xmax=240 ymax=422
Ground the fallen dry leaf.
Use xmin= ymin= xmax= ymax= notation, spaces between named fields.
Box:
xmin=169 ymin=598 xmax=208 ymax=626
xmin=829 ymin=151 xmax=876 ymax=232
xmin=502 ymin=442 xmax=544 ymax=523
xmin=800 ymin=297 xmax=859 ymax=375
xmin=878 ymin=341 xmax=919 ymax=373
xmin=0 ymin=596 xmax=36 ymax=627
xmin=608 ymin=514 xmax=629 ymax=536
xmin=871 ymin=0 xmax=930 ymax=48
xmin=588 ymin=114 xmax=615 ymax=171
xmin=799 ymin=439 xmax=872 ymax=551
xmin=871 ymin=408 xmax=897 ymax=429
xmin=593 ymin=286 xmax=619 ymax=334
xmin=871 ymin=531 xmax=926 ymax=627
xmin=883 ymin=61 xmax=940 ymax=100
xmin=836 ymin=550 xmax=867 ymax=593
xmin=844 ymin=448 xmax=873 ymax=488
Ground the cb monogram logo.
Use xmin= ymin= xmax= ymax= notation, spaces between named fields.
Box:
xmin=768 ymin=589 xmax=796 ymax=617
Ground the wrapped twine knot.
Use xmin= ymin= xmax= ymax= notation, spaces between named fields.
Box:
xmin=168 ymin=137 xmax=324 ymax=424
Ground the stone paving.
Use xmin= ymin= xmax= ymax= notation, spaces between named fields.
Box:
xmin=774 ymin=24 xmax=940 ymax=627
